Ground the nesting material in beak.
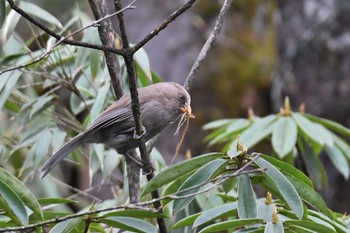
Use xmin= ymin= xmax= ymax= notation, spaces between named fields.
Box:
xmin=172 ymin=103 xmax=195 ymax=164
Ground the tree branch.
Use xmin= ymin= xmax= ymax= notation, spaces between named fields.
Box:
xmin=131 ymin=0 xmax=197 ymax=54
xmin=5 ymin=0 xmax=125 ymax=56
xmin=87 ymin=0 xmax=131 ymax=99
xmin=183 ymin=0 xmax=234 ymax=91
xmin=0 ymin=161 xmax=263 ymax=232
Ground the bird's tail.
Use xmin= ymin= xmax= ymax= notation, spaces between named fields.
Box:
xmin=40 ymin=133 xmax=86 ymax=178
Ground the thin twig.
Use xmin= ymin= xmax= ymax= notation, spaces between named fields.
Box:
xmin=131 ymin=0 xmax=197 ymax=54
xmin=183 ymin=0 xmax=234 ymax=91
xmin=2 ymin=0 xmax=136 ymax=75
xmin=0 ymin=164 xmax=262 ymax=232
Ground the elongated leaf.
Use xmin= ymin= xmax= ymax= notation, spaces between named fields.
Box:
xmin=194 ymin=203 xmax=237 ymax=227
xmin=298 ymin=138 xmax=327 ymax=188
xmin=333 ymin=135 xmax=350 ymax=160
xmin=171 ymin=213 xmax=201 ymax=230
xmin=103 ymin=209 xmax=167 ymax=219
xmin=0 ymin=179 xmax=28 ymax=225
xmin=324 ymin=144 xmax=349 ymax=179
xmin=0 ymin=70 xmax=21 ymax=109
xmin=308 ymin=210 xmax=348 ymax=233
xmin=162 ymin=171 xmax=194 ymax=206
xmin=30 ymin=95 xmax=54 ymax=118
xmin=1 ymin=10 xmax=21 ymax=43
xmin=173 ymin=159 xmax=227 ymax=213
xmin=230 ymin=115 xmax=276 ymax=150
xmin=209 ymin=119 xmax=250 ymax=146
xmin=283 ymin=173 xmax=332 ymax=218
xmin=0 ymin=0 xmax=5 ymax=29
xmin=238 ymin=174 xmax=257 ymax=219
xmin=203 ymin=119 xmax=235 ymax=130
xmin=19 ymin=2 xmax=62 ymax=28
xmin=0 ymin=167 xmax=43 ymax=219
xmin=89 ymin=49 xmax=100 ymax=79
xmin=90 ymin=82 xmax=110 ymax=122
xmin=199 ymin=218 xmax=263 ymax=233
xmin=292 ymin=113 xmax=333 ymax=146
xmin=257 ymin=202 xmax=275 ymax=223
xmin=142 ymin=153 xmax=222 ymax=196
xmin=255 ymin=158 xmax=303 ymax=219
xmin=305 ymin=113 xmax=350 ymax=137
xmin=284 ymin=220 xmax=336 ymax=233
xmin=134 ymin=47 xmax=152 ymax=81
xmin=272 ymin=117 xmax=297 ymax=158
xmin=264 ymin=222 xmax=284 ymax=233
xmin=38 ymin=197 xmax=77 ymax=205
xmin=49 ymin=217 xmax=83 ymax=233
xmin=258 ymin=154 xmax=313 ymax=188
xmin=99 ymin=216 xmax=157 ymax=233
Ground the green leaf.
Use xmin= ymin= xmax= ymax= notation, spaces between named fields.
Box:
xmin=90 ymin=82 xmax=110 ymax=122
xmin=171 ymin=213 xmax=201 ymax=230
xmin=134 ymin=47 xmax=152 ymax=81
xmin=203 ymin=119 xmax=235 ymax=130
xmin=298 ymin=138 xmax=327 ymax=188
xmin=333 ymin=136 xmax=350 ymax=160
xmin=258 ymin=154 xmax=313 ymax=188
xmin=89 ymin=49 xmax=100 ymax=79
xmin=194 ymin=203 xmax=237 ymax=227
xmin=0 ymin=178 xmax=28 ymax=225
xmin=1 ymin=10 xmax=21 ymax=43
xmin=324 ymin=144 xmax=350 ymax=179
xmin=49 ymin=217 xmax=83 ymax=233
xmin=142 ymin=153 xmax=223 ymax=196
xmin=305 ymin=113 xmax=350 ymax=137
xmin=229 ymin=115 xmax=276 ymax=150
xmin=198 ymin=218 xmax=263 ymax=233
xmin=30 ymin=95 xmax=54 ymax=118
xmin=0 ymin=0 xmax=5 ymax=29
xmin=37 ymin=197 xmax=77 ymax=206
xmin=283 ymin=173 xmax=332 ymax=218
xmin=237 ymin=174 xmax=257 ymax=219
xmin=162 ymin=171 xmax=194 ymax=206
xmin=0 ymin=167 xmax=43 ymax=220
xmin=308 ymin=210 xmax=348 ymax=233
xmin=99 ymin=216 xmax=157 ymax=233
xmin=173 ymin=159 xmax=227 ymax=213
xmin=272 ymin=117 xmax=297 ymax=158
xmin=255 ymin=158 xmax=303 ymax=219
xmin=208 ymin=119 xmax=250 ymax=146
xmin=18 ymin=2 xmax=62 ymax=28
xmin=103 ymin=209 xmax=167 ymax=219
xmin=0 ymin=70 xmax=21 ymax=109
xmin=264 ymin=222 xmax=284 ymax=233
xmin=257 ymin=202 xmax=275 ymax=223
xmin=292 ymin=113 xmax=333 ymax=146
xmin=284 ymin=220 xmax=336 ymax=233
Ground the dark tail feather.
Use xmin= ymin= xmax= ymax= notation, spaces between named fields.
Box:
xmin=40 ymin=133 xmax=85 ymax=178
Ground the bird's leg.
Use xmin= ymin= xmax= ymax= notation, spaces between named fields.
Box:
xmin=124 ymin=151 xmax=144 ymax=168
xmin=124 ymin=151 xmax=154 ymax=175
xmin=133 ymin=126 xmax=146 ymax=139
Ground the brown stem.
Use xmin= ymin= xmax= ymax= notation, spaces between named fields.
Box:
xmin=87 ymin=0 xmax=124 ymax=99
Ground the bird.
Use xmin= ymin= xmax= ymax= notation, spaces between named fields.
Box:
xmin=40 ymin=82 xmax=191 ymax=178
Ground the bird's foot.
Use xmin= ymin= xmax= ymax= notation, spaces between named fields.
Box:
xmin=133 ymin=126 xmax=146 ymax=140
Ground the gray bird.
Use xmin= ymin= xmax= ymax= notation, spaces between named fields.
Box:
xmin=40 ymin=82 xmax=191 ymax=178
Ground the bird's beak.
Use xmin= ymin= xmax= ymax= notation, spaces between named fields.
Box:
xmin=181 ymin=103 xmax=194 ymax=118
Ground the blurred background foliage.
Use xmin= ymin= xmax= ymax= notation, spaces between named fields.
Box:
xmin=1 ymin=0 xmax=350 ymax=223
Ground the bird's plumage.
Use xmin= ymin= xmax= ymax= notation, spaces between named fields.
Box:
xmin=40 ymin=82 xmax=191 ymax=178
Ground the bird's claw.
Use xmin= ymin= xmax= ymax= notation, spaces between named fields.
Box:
xmin=133 ymin=126 xmax=146 ymax=140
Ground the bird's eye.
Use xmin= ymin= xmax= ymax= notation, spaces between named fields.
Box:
xmin=179 ymin=95 xmax=185 ymax=101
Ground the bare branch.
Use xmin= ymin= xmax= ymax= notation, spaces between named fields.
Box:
xmin=131 ymin=0 xmax=197 ymax=54
xmin=4 ymin=0 xmax=128 ymax=67
xmin=183 ymin=0 xmax=234 ymax=91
